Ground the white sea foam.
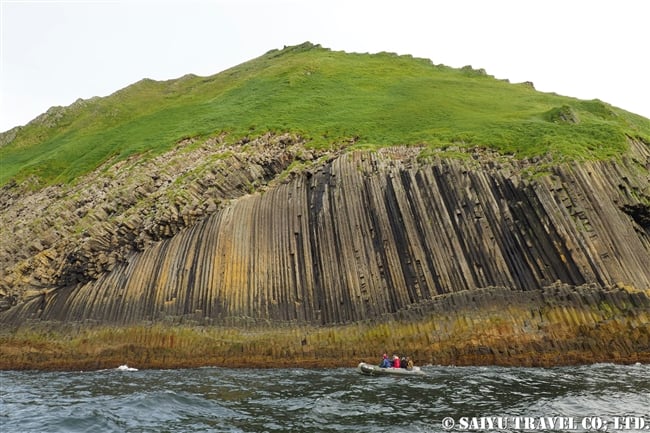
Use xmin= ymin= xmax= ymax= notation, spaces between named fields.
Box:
xmin=116 ymin=364 xmax=138 ymax=371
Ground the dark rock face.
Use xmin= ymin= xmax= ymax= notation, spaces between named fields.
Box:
xmin=2 ymin=140 xmax=649 ymax=330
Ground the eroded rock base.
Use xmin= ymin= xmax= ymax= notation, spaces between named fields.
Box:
xmin=3 ymin=284 xmax=648 ymax=370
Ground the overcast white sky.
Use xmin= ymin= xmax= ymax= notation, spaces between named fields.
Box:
xmin=1 ymin=0 xmax=649 ymax=132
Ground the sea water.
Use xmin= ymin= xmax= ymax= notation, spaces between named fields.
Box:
xmin=1 ymin=363 xmax=648 ymax=432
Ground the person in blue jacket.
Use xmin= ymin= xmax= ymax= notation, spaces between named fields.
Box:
xmin=379 ymin=353 xmax=392 ymax=368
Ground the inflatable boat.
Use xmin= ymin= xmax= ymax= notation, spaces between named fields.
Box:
xmin=356 ymin=362 xmax=425 ymax=376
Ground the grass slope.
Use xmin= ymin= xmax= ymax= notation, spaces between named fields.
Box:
xmin=2 ymin=42 xmax=649 ymax=186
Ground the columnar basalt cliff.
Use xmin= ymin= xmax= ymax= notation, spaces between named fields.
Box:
xmin=0 ymin=134 xmax=314 ymax=307
xmin=1 ymin=136 xmax=649 ymax=368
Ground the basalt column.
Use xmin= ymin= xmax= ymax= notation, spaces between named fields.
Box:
xmin=2 ymin=147 xmax=650 ymax=325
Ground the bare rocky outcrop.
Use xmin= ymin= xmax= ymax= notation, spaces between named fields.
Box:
xmin=2 ymin=136 xmax=649 ymax=331
xmin=1 ymin=135 xmax=649 ymax=366
xmin=0 ymin=133 xmax=319 ymax=304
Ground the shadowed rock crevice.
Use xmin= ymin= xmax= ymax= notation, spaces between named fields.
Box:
xmin=622 ymin=203 xmax=650 ymax=233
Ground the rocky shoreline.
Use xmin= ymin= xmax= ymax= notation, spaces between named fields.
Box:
xmin=2 ymin=283 xmax=648 ymax=371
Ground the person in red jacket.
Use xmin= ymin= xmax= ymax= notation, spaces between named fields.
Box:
xmin=392 ymin=355 xmax=401 ymax=368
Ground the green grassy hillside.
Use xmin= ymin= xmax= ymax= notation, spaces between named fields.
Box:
xmin=2 ymin=42 xmax=649 ymax=186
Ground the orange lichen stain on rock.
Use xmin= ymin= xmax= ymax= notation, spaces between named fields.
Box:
xmin=3 ymin=293 xmax=649 ymax=371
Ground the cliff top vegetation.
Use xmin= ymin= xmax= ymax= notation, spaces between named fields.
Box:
xmin=2 ymin=42 xmax=649 ymax=187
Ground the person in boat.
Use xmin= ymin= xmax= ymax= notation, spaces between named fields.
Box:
xmin=392 ymin=355 xmax=401 ymax=368
xmin=405 ymin=357 xmax=414 ymax=370
xmin=400 ymin=356 xmax=408 ymax=368
xmin=379 ymin=353 xmax=391 ymax=368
